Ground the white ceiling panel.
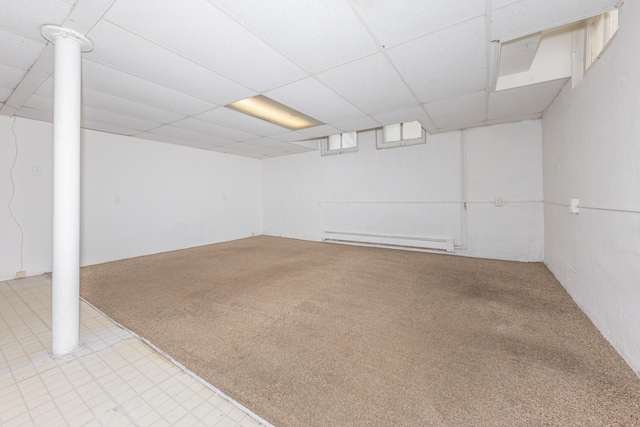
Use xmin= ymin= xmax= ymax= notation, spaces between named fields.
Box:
xmin=212 ymin=0 xmax=378 ymax=73
xmin=488 ymin=78 xmax=567 ymax=120
xmin=0 ymin=29 xmax=45 ymax=70
xmin=245 ymin=138 xmax=311 ymax=153
xmin=352 ymin=0 xmax=485 ymax=48
xmin=266 ymin=78 xmax=365 ymax=124
xmin=136 ymin=131 xmax=216 ymax=151
xmin=86 ymin=21 xmax=254 ymax=105
xmin=1 ymin=0 xmax=623 ymax=158
xmin=82 ymin=89 xmax=185 ymax=124
xmin=333 ymin=116 xmax=381 ymax=132
xmin=170 ymin=118 xmax=259 ymax=142
xmin=0 ymin=64 xmax=28 ymax=90
xmin=22 ymin=93 xmax=51 ymax=112
xmin=492 ymin=0 xmax=619 ymax=41
xmin=15 ymin=107 xmax=52 ymax=122
xmin=81 ymin=120 xmax=139 ymax=136
xmin=296 ymin=124 xmax=342 ymax=139
xmin=372 ymin=106 xmax=435 ymax=129
xmin=0 ymin=0 xmax=73 ymax=41
xmin=148 ymin=125 xmax=234 ymax=147
xmin=196 ymin=108 xmax=290 ymax=136
xmin=82 ymin=106 xmax=160 ymax=131
xmin=216 ymin=142 xmax=285 ymax=158
xmin=424 ymin=90 xmax=486 ymax=130
xmin=81 ymin=61 xmax=216 ymax=116
xmin=0 ymin=87 xmax=13 ymax=103
xmin=289 ymin=139 xmax=320 ymax=151
xmin=104 ymin=0 xmax=306 ymax=93
xmin=387 ymin=17 xmax=487 ymax=104
xmin=316 ymin=53 xmax=417 ymax=115
xmin=269 ymin=131 xmax=310 ymax=143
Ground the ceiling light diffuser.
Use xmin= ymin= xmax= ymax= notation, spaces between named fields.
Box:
xmin=226 ymin=95 xmax=323 ymax=130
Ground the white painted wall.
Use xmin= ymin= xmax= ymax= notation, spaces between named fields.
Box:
xmin=0 ymin=117 xmax=53 ymax=280
xmin=80 ymin=128 xmax=261 ymax=266
xmin=542 ymin=2 xmax=640 ymax=375
xmin=262 ymin=120 xmax=543 ymax=261
xmin=0 ymin=116 xmax=261 ymax=280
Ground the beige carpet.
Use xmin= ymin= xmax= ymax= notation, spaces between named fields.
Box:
xmin=80 ymin=236 xmax=640 ymax=426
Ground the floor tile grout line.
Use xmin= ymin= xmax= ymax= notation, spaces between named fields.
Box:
xmin=80 ymin=296 xmax=274 ymax=427
xmin=72 ymin=350 xmax=141 ymax=426
xmin=0 ymin=284 xmax=40 ymax=426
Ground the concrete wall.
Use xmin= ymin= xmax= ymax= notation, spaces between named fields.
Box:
xmin=0 ymin=116 xmax=261 ymax=280
xmin=542 ymin=2 xmax=640 ymax=375
xmin=262 ymin=120 xmax=543 ymax=261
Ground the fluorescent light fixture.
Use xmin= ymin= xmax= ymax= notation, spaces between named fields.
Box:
xmin=226 ymin=95 xmax=323 ymax=130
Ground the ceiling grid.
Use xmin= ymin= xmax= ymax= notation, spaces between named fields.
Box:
xmin=0 ymin=0 xmax=622 ymax=158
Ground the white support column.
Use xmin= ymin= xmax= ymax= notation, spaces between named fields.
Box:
xmin=41 ymin=25 xmax=92 ymax=357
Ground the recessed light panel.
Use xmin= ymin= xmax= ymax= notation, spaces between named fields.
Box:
xmin=226 ymin=95 xmax=323 ymax=130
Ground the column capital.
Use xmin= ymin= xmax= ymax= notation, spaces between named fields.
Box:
xmin=41 ymin=25 xmax=93 ymax=52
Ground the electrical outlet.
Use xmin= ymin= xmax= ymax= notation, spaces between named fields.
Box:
xmin=494 ymin=197 xmax=503 ymax=207
xmin=569 ymin=198 xmax=579 ymax=214
xmin=16 ymin=271 xmax=26 ymax=278
xmin=114 ymin=196 xmax=121 ymax=204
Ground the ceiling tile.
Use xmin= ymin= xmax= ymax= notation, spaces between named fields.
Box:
xmin=82 ymin=106 xmax=161 ymax=132
xmin=0 ymin=64 xmax=28 ymax=89
xmin=82 ymin=88 xmax=185 ymax=124
xmin=216 ymin=142 xmax=284 ymax=158
xmin=0 ymin=29 xmax=45 ymax=70
xmin=80 ymin=61 xmax=215 ymax=116
xmin=296 ymin=124 xmax=342 ymax=139
xmin=486 ymin=113 xmax=542 ymax=127
xmin=81 ymin=120 xmax=139 ymax=136
xmin=265 ymin=78 xmax=365 ymax=123
xmin=245 ymin=138 xmax=308 ymax=152
xmin=22 ymin=93 xmax=51 ymax=111
xmin=424 ymin=90 xmax=486 ymax=130
xmin=333 ymin=116 xmax=381 ymax=132
xmin=212 ymin=0 xmax=378 ymax=73
xmin=289 ymin=139 xmax=320 ymax=150
xmin=316 ymin=53 xmax=418 ymax=115
xmin=0 ymin=0 xmax=73 ymax=41
xmin=86 ymin=21 xmax=255 ymax=105
xmin=104 ymin=0 xmax=305 ymax=92
xmin=15 ymin=107 xmax=52 ymax=122
xmin=170 ymin=117 xmax=259 ymax=142
xmin=352 ymin=0 xmax=485 ymax=48
xmin=148 ymin=125 xmax=235 ymax=146
xmin=196 ymin=107 xmax=290 ymax=136
xmin=491 ymin=0 xmax=619 ymax=41
xmin=0 ymin=87 xmax=13 ymax=103
xmin=488 ymin=78 xmax=567 ymax=120
xmin=387 ymin=17 xmax=486 ymax=104
xmin=373 ymin=106 xmax=433 ymax=128
xmin=136 ymin=131 xmax=216 ymax=151
xmin=269 ymin=131 xmax=310 ymax=143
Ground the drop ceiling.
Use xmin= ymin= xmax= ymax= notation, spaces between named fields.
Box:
xmin=0 ymin=0 xmax=620 ymax=158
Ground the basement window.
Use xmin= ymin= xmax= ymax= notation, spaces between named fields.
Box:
xmin=321 ymin=131 xmax=358 ymax=156
xmin=585 ymin=10 xmax=618 ymax=72
xmin=376 ymin=121 xmax=426 ymax=149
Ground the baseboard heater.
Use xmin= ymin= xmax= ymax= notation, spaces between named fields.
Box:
xmin=322 ymin=231 xmax=455 ymax=252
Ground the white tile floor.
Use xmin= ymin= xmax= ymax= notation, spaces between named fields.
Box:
xmin=0 ymin=275 xmax=269 ymax=427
